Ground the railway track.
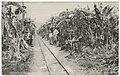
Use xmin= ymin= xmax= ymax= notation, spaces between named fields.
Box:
xmin=37 ymin=37 xmax=70 ymax=75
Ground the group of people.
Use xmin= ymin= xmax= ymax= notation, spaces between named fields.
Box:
xmin=23 ymin=18 xmax=36 ymax=47
xmin=48 ymin=27 xmax=59 ymax=45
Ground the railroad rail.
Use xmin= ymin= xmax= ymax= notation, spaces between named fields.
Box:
xmin=37 ymin=37 xmax=51 ymax=75
xmin=37 ymin=37 xmax=70 ymax=75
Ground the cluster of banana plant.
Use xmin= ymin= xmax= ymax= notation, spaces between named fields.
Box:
xmin=38 ymin=3 xmax=118 ymax=75
xmin=2 ymin=2 xmax=33 ymax=74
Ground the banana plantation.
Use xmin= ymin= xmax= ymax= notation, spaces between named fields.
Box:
xmin=2 ymin=2 xmax=119 ymax=75
xmin=38 ymin=3 xmax=119 ymax=75
xmin=2 ymin=2 xmax=35 ymax=74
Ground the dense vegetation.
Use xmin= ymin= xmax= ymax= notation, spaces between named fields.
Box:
xmin=38 ymin=3 xmax=119 ymax=75
xmin=2 ymin=2 xmax=34 ymax=75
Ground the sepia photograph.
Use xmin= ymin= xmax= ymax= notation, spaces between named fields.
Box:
xmin=1 ymin=1 xmax=119 ymax=75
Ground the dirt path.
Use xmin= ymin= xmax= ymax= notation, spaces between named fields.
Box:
xmin=28 ymin=36 xmax=68 ymax=75
xmin=28 ymin=36 xmax=49 ymax=75
xmin=41 ymin=37 xmax=101 ymax=75
xmin=28 ymin=35 xmax=100 ymax=75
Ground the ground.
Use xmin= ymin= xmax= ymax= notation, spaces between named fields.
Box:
xmin=27 ymin=35 xmax=101 ymax=75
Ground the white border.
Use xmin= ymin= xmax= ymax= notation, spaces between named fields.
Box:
xmin=0 ymin=0 xmax=119 ymax=76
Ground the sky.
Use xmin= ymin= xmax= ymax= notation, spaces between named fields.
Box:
xmin=23 ymin=2 xmax=118 ymax=28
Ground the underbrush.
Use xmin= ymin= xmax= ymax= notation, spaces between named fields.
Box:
xmin=2 ymin=46 xmax=33 ymax=75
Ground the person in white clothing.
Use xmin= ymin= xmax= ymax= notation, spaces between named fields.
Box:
xmin=53 ymin=28 xmax=59 ymax=44
xmin=49 ymin=31 xmax=53 ymax=44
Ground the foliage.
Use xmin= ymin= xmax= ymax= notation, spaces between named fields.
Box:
xmin=2 ymin=2 xmax=34 ymax=75
xmin=38 ymin=3 xmax=119 ymax=75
